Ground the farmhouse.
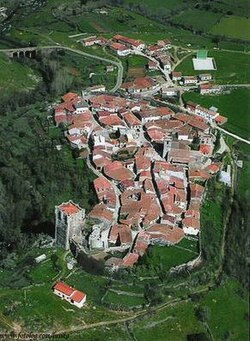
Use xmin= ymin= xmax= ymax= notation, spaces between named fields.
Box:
xmin=171 ymin=72 xmax=182 ymax=81
xmin=121 ymin=77 xmax=158 ymax=94
xmin=199 ymin=73 xmax=212 ymax=81
xmin=182 ymin=76 xmax=198 ymax=85
xmin=53 ymin=281 xmax=86 ymax=308
xmin=83 ymin=36 xmax=101 ymax=46
xmin=157 ymin=39 xmax=172 ymax=49
xmin=148 ymin=60 xmax=158 ymax=71
xmin=199 ymin=84 xmax=221 ymax=95
xmin=113 ymin=34 xmax=145 ymax=50
xmin=109 ymin=42 xmax=131 ymax=56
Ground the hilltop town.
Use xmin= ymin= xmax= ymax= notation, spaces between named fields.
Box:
xmin=0 ymin=1 xmax=249 ymax=339
xmin=53 ymin=34 xmax=228 ymax=271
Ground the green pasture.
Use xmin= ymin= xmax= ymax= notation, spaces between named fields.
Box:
xmin=211 ymin=16 xmax=250 ymax=41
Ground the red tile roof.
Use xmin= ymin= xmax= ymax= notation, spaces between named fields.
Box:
xmin=183 ymin=217 xmax=200 ymax=230
xmin=54 ymin=281 xmax=74 ymax=296
xmin=113 ymin=34 xmax=143 ymax=48
xmin=123 ymin=111 xmax=141 ymax=127
xmin=215 ymin=115 xmax=228 ymax=125
xmin=199 ymin=144 xmax=213 ymax=155
xmin=122 ymin=252 xmax=139 ymax=267
xmin=71 ymin=290 xmax=86 ymax=303
xmin=147 ymin=224 xmax=184 ymax=244
xmin=62 ymin=92 xmax=78 ymax=102
xmin=58 ymin=202 xmax=81 ymax=215
xmin=104 ymin=161 xmax=134 ymax=181
xmin=110 ymin=42 xmax=129 ymax=51
xmin=109 ymin=224 xmax=132 ymax=245
xmin=88 ymin=203 xmax=113 ymax=222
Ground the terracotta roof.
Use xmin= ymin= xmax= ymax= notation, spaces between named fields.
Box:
xmin=109 ymin=224 xmax=132 ymax=245
xmin=199 ymin=144 xmax=213 ymax=155
xmin=58 ymin=201 xmax=81 ymax=215
xmin=147 ymin=224 xmax=184 ymax=244
xmin=121 ymin=77 xmax=155 ymax=91
xmin=62 ymin=92 xmax=78 ymax=102
xmin=94 ymin=176 xmax=113 ymax=192
xmin=113 ymin=34 xmax=143 ymax=47
xmin=215 ymin=115 xmax=228 ymax=125
xmin=88 ymin=203 xmax=113 ymax=222
xmin=54 ymin=282 xmax=86 ymax=303
xmin=99 ymin=115 xmax=125 ymax=127
xmin=104 ymin=161 xmax=134 ymax=181
xmin=122 ymin=253 xmax=139 ymax=267
xmin=123 ymin=111 xmax=141 ymax=126
xmin=71 ymin=290 xmax=86 ymax=303
xmin=54 ymin=282 xmax=74 ymax=296
xmin=110 ymin=42 xmax=129 ymax=51
xmin=183 ymin=217 xmax=200 ymax=230
xmin=206 ymin=163 xmax=221 ymax=174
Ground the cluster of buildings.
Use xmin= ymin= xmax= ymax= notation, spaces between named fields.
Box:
xmin=82 ymin=34 xmax=223 ymax=99
xmin=54 ymin=89 xmax=226 ymax=270
xmin=82 ymin=34 xmax=171 ymax=57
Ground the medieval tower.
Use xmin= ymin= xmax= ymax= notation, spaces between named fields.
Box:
xmin=55 ymin=201 xmax=85 ymax=250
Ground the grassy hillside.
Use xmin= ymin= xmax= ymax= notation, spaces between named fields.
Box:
xmin=211 ymin=16 xmax=250 ymax=41
xmin=0 ymin=52 xmax=41 ymax=98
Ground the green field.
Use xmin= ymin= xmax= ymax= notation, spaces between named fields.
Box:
xmin=104 ymin=291 xmax=147 ymax=308
xmin=133 ymin=301 xmax=206 ymax=341
xmin=172 ymin=9 xmax=222 ymax=32
xmin=124 ymin=0 xmax=186 ymax=10
xmin=0 ymin=52 xmax=41 ymax=98
xmin=200 ymin=280 xmax=249 ymax=341
xmin=136 ymin=240 xmax=198 ymax=275
xmin=176 ymin=50 xmax=250 ymax=84
xmin=183 ymin=89 xmax=250 ymax=140
xmin=236 ymin=143 xmax=250 ymax=201
xmin=211 ymin=16 xmax=250 ymax=41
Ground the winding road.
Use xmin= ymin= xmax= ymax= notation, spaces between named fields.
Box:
xmin=0 ymin=45 xmax=124 ymax=93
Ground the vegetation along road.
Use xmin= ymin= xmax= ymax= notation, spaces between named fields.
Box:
xmin=0 ymin=45 xmax=124 ymax=93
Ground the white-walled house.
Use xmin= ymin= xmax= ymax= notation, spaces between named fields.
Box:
xmin=53 ymin=281 xmax=86 ymax=308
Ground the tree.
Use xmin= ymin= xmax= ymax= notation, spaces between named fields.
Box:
xmin=195 ymin=306 xmax=211 ymax=322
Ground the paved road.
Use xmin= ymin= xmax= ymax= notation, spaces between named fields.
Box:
xmin=0 ymin=45 xmax=124 ymax=93
xmin=217 ymin=126 xmax=250 ymax=145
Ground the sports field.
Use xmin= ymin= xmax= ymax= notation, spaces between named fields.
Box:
xmin=211 ymin=16 xmax=250 ymax=41
xmin=176 ymin=50 xmax=250 ymax=84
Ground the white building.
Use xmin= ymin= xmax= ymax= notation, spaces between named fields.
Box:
xmin=89 ymin=224 xmax=110 ymax=250
xmin=53 ymin=281 xmax=86 ymax=308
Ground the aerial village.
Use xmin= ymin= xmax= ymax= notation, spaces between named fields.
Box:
xmin=53 ymin=34 xmax=228 ymax=285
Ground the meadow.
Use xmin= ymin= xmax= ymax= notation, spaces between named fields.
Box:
xmin=211 ymin=16 xmax=250 ymax=41
xmin=0 ymin=52 xmax=41 ymax=98
xmin=183 ymin=88 xmax=250 ymax=140
xmin=172 ymin=9 xmax=222 ymax=32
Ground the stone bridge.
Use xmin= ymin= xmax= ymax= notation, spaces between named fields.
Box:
xmin=0 ymin=46 xmax=60 ymax=58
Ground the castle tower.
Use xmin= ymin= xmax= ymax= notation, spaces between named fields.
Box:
xmin=55 ymin=201 xmax=85 ymax=250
